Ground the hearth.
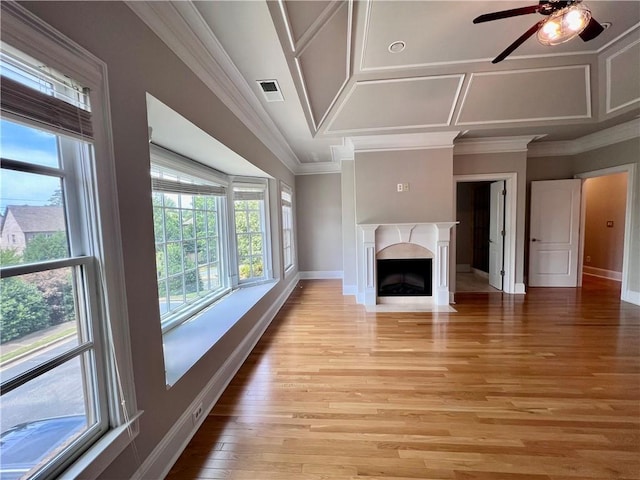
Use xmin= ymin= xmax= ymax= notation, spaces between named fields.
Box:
xmin=377 ymin=258 xmax=432 ymax=297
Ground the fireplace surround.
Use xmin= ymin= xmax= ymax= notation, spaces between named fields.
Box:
xmin=356 ymin=222 xmax=457 ymax=306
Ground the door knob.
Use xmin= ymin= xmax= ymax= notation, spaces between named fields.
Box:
xmin=531 ymin=238 xmax=539 ymax=242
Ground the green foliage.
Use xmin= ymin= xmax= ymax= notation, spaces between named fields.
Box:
xmin=0 ymin=277 xmax=49 ymax=343
xmin=47 ymin=189 xmax=64 ymax=206
xmin=0 ymin=248 xmax=22 ymax=267
xmin=23 ymin=232 xmax=68 ymax=263
xmin=26 ymin=270 xmax=75 ymax=326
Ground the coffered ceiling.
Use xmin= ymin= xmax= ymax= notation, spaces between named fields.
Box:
xmin=129 ymin=1 xmax=640 ymax=174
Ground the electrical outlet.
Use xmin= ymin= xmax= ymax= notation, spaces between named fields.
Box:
xmin=403 ymin=183 xmax=409 ymax=192
xmin=397 ymin=183 xmax=403 ymax=192
xmin=586 ymin=256 xmax=591 ymax=263
xmin=192 ymin=403 xmax=203 ymax=425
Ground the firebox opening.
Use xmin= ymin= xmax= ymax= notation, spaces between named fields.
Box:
xmin=377 ymin=258 xmax=432 ymax=297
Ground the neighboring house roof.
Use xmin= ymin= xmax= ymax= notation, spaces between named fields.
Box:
xmin=0 ymin=213 xmax=4 ymax=232
xmin=5 ymin=205 xmax=65 ymax=233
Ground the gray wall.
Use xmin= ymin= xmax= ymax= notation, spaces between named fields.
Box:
xmin=295 ymin=173 xmax=343 ymax=272
xmin=453 ymin=151 xmax=527 ymax=286
xmin=21 ymin=3 xmax=296 ymax=479
xmin=355 ymin=148 xmax=454 ymax=224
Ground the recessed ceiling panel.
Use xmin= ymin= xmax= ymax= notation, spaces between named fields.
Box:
xmin=283 ymin=0 xmax=333 ymax=45
xmin=297 ymin=1 xmax=350 ymax=128
xmin=607 ymin=40 xmax=640 ymax=113
xmin=360 ymin=1 xmax=640 ymax=71
xmin=327 ymin=75 xmax=464 ymax=133
xmin=457 ymin=66 xmax=590 ymax=125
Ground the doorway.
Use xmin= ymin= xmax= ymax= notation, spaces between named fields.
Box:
xmin=455 ymin=180 xmax=506 ymax=292
xmin=580 ymin=171 xmax=628 ymax=286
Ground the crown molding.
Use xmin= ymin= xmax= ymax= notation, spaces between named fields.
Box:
xmin=349 ymin=131 xmax=460 ymax=152
xmin=454 ymin=135 xmax=544 ymax=156
xmin=126 ymin=1 xmax=301 ymax=174
xmin=528 ymin=118 xmax=640 ymax=157
xmin=296 ymin=161 xmax=342 ymax=175
xmin=330 ymin=140 xmax=355 ymax=163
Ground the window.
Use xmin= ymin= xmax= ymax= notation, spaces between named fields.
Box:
xmin=281 ymin=183 xmax=294 ymax=272
xmin=150 ymin=147 xmax=272 ymax=332
xmin=151 ymin=158 xmax=230 ymax=331
xmin=0 ymin=7 xmax=137 ymax=479
xmin=234 ymin=183 xmax=267 ymax=283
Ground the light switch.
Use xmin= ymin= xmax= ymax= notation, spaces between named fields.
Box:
xmin=403 ymin=183 xmax=409 ymax=192
xmin=606 ymin=220 xmax=614 ymax=228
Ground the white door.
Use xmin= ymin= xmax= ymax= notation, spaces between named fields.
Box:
xmin=529 ymin=179 xmax=581 ymax=287
xmin=489 ymin=181 xmax=505 ymax=290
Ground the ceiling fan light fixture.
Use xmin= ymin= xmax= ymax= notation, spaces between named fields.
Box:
xmin=537 ymin=3 xmax=592 ymax=45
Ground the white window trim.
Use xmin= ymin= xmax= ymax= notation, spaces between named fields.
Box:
xmin=280 ymin=180 xmax=295 ymax=276
xmin=1 ymin=3 xmax=140 ymax=479
xmin=230 ymin=176 xmax=273 ymax=286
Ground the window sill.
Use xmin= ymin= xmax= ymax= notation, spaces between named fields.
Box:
xmin=162 ymin=281 xmax=277 ymax=386
xmin=61 ymin=412 xmax=142 ymax=479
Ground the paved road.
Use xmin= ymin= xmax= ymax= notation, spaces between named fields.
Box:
xmin=1 ymin=338 xmax=87 ymax=433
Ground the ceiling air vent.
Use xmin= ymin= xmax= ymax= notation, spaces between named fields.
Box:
xmin=257 ymin=79 xmax=284 ymax=102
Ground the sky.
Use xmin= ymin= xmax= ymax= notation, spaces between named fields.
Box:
xmin=0 ymin=118 xmax=61 ymax=215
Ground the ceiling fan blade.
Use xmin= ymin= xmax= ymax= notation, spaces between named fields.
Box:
xmin=473 ymin=5 xmax=540 ymax=24
xmin=579 ymin=18 xmax=605 ymax=41
xmin=492 ymin=21 xmax=543 ymax=63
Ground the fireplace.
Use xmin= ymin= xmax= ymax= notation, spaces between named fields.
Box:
xmin=357 ymin=222 xmax=457 ymax=306
xmin=377 ymin=258 xmax=432 ymax=297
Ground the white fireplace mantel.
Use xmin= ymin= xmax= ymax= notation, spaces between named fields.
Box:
xmin=357 ymin=222 xmax=457 ymax=306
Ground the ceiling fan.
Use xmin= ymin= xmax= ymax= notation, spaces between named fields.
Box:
xmin=474 ymin=0 xmax=605 ymax=63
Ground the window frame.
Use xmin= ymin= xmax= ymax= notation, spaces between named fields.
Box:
xmin=149 ymin=148 xmax=273 ymax=333
xmin=150 ymin=145 xmax=232 ymax=333
xmin=280 ymin=181 xmax=295 ymax=274
xmin=0 ymin=3 xmax=140 ymax=479
xmin=231 ymin=177 xmax=272 ymax=286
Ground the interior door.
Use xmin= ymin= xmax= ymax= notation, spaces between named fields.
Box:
xmin=529 ymin=179 xmax=581 ymax=287
xmin=489 ymin=181 xmax=505 ymax=290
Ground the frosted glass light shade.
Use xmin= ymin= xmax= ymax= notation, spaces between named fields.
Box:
xmin=537 ymin=4 xmax=592 ymax=45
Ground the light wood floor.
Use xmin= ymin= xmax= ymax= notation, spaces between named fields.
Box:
xmin=167 ymin=276 xmax=640 ymax=480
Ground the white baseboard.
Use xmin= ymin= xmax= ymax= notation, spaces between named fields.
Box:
xmin=622 ymin=289 xmax=640 ymax=306
xmin=133 ymin=273 xmax=299 ymax=480
xmin=299 ymin=270 xmax=343 ymax=280
xmin=583 ymin=266 xmax=622 ymax=281
xmin=472 ymin=268 xmax=489 ymax=279
xmin=456 ymin=264 xmax=471 ymax=273
xmin=343 ymin=284 xmax=357 ymax=296
xmin=449 ymin=292 xmax=455 ymax=304
xmin=514 ymin=283 xmax=526 ymax=294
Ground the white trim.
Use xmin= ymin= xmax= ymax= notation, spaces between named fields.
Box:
xmin=343 ymin=283 xmax=357 ymax=295
xmin=514 ymin=283 xmax=526 ymax=294
xmin=583 ymin=266 xmax=622 ymax=282
xmin=453 ymin=173 xmax=519 ymax=296
xmin=575 ymin=163 xmax=636 ymax=305
xmin=293 ymin=56 xmax=318 ymax=132
xmin=290 ymin=1 xmax=339 ymax=53
xmin=296 ymin=163 xmax=342 ymax=175
xmin=133 ymin=273 xmax=299 ymax=480
xmin=597 ymin=22 xmax=640 ymax=54
xmin=454 ymin=135 xmax=543 ymax=155
xmin=325 ymin=75 xmax=465 ymax=134
xmin=527 ymin=118 xmax=640 ymax=157
xmin=455 ymin=65 xmax=591 ymax=126
xmin=623 ymin=290 xmax=640 ymax=306
xmin=126 ymin=2 xmax=300 ymax=174
xmin=350 ymin=131 xmax=460 ymax=152
xmin=606 ymin=38 xmax=640 ymax=114
xmin=276 ymin=0 xmax=295 ymax=53
xmin=299 ymin=270 xmax=343 ymax=279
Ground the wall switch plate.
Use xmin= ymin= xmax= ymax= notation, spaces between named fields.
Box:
xmin=397 ymin=183 xmax=403 ymax=192
xmin=606 ymin=220 xmax=614 ymax=227
xmin=403 ymin=183 xmax=409 ymax=192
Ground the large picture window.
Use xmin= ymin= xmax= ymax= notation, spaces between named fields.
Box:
xmin=151 ymin=161 xmax=229 ymax=330
xmin=0 ymin=28 xmax=135 ymax=480
xmin=150 ymin=148 xmax=272 ymax=332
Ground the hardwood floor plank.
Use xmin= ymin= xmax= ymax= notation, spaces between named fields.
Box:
xmin=166 ymin=277 xmax=640 ymax=480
